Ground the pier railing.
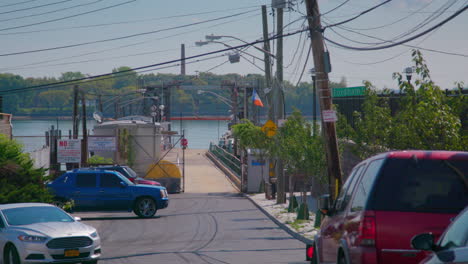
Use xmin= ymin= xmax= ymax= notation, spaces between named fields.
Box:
xmin=208 ymin=143 xmax=241 ymax=178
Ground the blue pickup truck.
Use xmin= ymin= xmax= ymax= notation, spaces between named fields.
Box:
xmin=48 ymin=169 xmax=169 ymax=218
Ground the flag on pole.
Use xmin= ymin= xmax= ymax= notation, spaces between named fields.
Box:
xmin=252 ymin=89 xmax=264 ymax=107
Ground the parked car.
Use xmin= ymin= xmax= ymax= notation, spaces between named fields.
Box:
xmin=92 ymin=165 xmax=161 ymax=186
xmin=0 ymin=203 xmax=101 ymax=264
xmin=48 ymin=169 xmax=169 ymax=218
xmin=411 ymin=206 xmax=468 ymax=264
xmin=307 ymin=150 xmax=468 ymax=264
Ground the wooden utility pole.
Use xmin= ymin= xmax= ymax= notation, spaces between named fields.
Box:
xmin=305 ymin=0 xmax=343 ymax=200
xmin=261 ymin=5 xmax=272 ymax=117
xmin=72 ymin=85 xmax=79 ymax=139
xmin=98 ymin=94 xmax=103 ymax=113
xmin=275 ymin=6 xmax=286 ymax=204
xmin=81 ymin=90 xmax=88 ymax=165
xmin=181 ymin=44 xmax=186 ymax=75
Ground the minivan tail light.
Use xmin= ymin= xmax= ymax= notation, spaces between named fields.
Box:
xmin=306 ymin=244 xmax=314 ymax=261
xmin=359 ymin=211 xmax=376 ymax=246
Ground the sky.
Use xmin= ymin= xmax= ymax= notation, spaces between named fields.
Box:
xmin=0 ymin=0 xmax=467 ymax=91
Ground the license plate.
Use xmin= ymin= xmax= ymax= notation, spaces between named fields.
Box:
xmin=64 ymin=249 xmax=80 ymax=257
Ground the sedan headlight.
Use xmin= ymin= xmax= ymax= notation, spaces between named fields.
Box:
xmin=90 ymin=231 xmax=98 ymax=238
xmin=18 ymin=235 xmax=47 ymax=242
xmin=160 ymin=189 xmax=168 ymax=198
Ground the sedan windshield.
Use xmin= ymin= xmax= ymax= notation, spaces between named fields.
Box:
xmin=2 ymin=206 xmax=74 ymax=226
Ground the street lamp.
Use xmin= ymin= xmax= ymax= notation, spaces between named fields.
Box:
xmin=205 ymin=34 xmax=276 ymax=58
xmin=404 ymin=66 xmax=415 ymax=83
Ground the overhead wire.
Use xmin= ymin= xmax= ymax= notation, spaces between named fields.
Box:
xmin=295 ymin=43 xmax=312 ymax=87
xmin=331 ymin=0 xmax=435 ymax=31
xmin=0 ymin=12 xmax=261 ymax=71
xmin=0 ymin=0 xmax=106 ymax=23
xmin=0 ymin=0 xmax=41 ymax=8
xmin=0 ymin=4 xmax=266 ymax=36
xmin=324 ymin=0 xmax=393 ymax=29
xmin=321 ymin=0 xmax=351 ymax=16
xmin=0 ymin=9 xmax=257 ymax=57
xmin=323 ymin=16 xmax=468 ymax=57
xmin=0 ymin=27 xmax=308 ymax=94
xmin=322 ymin=5 xmax=467 ymax=51
xmin=0 ymin=0 xmax=72 ymax=15
xmin=0 ymin=0 xmax=137 ymax=32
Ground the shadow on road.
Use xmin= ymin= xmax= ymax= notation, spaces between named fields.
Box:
xmin=81 ymin=216 xmax=161 ymax=221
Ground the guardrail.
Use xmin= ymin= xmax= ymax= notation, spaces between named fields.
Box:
xmin=208 ymin=142 xmax=241 ymax=178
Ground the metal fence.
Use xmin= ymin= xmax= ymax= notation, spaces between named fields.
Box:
xmin=209 ymin=142 xmax=241 ymax=178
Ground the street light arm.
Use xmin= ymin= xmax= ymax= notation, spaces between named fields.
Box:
xmin=200 ymin=90 xmax=234 ymax=107
xmin=209 ymin=41 xmax=264 ymax=62
xmin=207 ymin=34 xmax=276 ymax=58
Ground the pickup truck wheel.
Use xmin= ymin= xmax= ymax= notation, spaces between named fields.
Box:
xmin=134 ymin=197 xmax=157 ymax=218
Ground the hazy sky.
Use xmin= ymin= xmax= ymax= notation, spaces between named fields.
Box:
xmin=0 ymin=0 xmax=466 ymax=90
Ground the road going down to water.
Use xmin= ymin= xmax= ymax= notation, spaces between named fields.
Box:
xmin=74 ymin=149 xmax=308 ymax=264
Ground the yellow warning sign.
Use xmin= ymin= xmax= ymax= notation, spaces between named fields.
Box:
xmin=261 ymin=120 xmax=277 ymax=138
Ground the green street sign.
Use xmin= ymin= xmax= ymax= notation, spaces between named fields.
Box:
xmin=332 ymin=86 xmax=366 ymax=97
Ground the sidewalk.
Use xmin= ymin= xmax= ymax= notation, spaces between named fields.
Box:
xmin=246 ymin=193 xmax=318 ymax=244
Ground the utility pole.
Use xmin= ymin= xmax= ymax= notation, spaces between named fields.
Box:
xmin=275 ymin=6 xmax=286 ymax=204
xmin=98 ymin=94 xmax=103 ymax=113
xmin=311 ymin=68 xmax=318 ymax=135
xmin=72 ymin=85 xmax=79 ymax=139
xmin=261 ymin=5 xmax=272 ymax=116
xmin=305 ymin=0 xmax=343 ymax=200
xmin=181 ymin=44 xmax=186 ymax=75
xmin=81 ymin=90 xmax=88 ymax=166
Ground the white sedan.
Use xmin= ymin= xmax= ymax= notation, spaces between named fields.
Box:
xmin=0 ymin=203 xmax=101 ymax=264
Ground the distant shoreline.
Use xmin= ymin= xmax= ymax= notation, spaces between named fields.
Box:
xmin=12 ymin=115 xmax=232 ymax=121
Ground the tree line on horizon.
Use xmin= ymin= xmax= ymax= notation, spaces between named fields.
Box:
xmin=0 ymin=67 xmax=347 ymax=119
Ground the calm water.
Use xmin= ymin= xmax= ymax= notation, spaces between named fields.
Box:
xmin=12 ymin=119 xmax=230 ymax=152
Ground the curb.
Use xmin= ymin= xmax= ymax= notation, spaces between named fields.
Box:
xmin=244 ymin=194 xmax=314 ymax=245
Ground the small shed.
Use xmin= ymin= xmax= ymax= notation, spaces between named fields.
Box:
xmin=93 ymin=120 xmax=162 ymax=176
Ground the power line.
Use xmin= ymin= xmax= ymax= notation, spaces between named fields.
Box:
xmin=0 ymin=0 xmax=106 ymax=23
xmin=0 ymin=10 xmax=256 ymax=57
xmin=0 ymin=12 xmax=260 ymax=71
xmin=322 ymin=5 xmax=467 ymax=51
xmin=295 ymin=43 xmax=312 ymax=87
xmin=325 ymin=17 xmax=468 ymax=57
xmin=324 ymin=0 xmax=393 ymax=29
xmin=331 ymin=0 xmax=434 ymax=31
xmin=0 ymin=0 xmax=41 ymax=8
xmin=0 ymin=0 xmax=136 ymax=32
xmin=321 ymin=0 xmax=351 ymax=16
xmin=0 ymin=28 xmax=307 ymax=94
xmin=0 ymin=4 xmax=264 ymax=36
xmin=0 ymin=0 xmax=72 ymax=15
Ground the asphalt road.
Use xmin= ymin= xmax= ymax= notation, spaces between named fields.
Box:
xmin=74 ymin=192 xmax=309 ymax=264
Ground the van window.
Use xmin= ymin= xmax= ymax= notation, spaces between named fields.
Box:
xmin=334 ymin=164 xmax=365 ymax=213
xmin=350 ymin=159 xmax=384 ymax=212
xmin=369 ymin=158 xmax=468 ymax=213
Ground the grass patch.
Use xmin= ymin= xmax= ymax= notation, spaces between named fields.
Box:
xmin=289 ymin=219 xmax=308 ymax=231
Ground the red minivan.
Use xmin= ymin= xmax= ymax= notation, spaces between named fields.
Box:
xmin=308 ymin=150 xmax=468 ymax=264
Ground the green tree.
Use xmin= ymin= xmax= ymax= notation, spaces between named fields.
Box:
xmin=0 ymin=134 xmax=53 ymax=203
xmin=272 ymin=111 xmax=327 ymax=219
